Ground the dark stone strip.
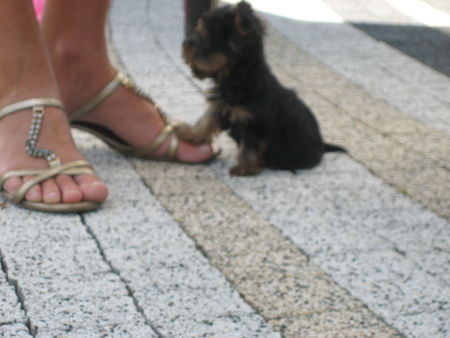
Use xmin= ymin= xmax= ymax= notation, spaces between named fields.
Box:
xmin=352 ymin=22 xmax=450 ymax=77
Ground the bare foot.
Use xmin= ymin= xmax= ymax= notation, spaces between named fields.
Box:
xmin=0 ymin=104 xmax=108 ymax=205
xmin=50 ymin=48 xmax=214 ymax=163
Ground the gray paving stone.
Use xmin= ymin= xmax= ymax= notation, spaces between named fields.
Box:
xmin=269 ymin=309 xmax=398 ymax=337
xmin=111 ymin=1 xmax=449 ymax=335
xmin=212 ymin=126 xmax=449 ymax=335
xmin=78 ymin=132 xmax=277 ymax=337
xmin=258 ymin=5 xmax=450 ymax=134
xmin=0 ymin=206 xmax=155 ymax=336
xmin=315 ymin=251 xmax=448 ymax=317
xmin=0 ymin=271 xmax=25 ymax=326
xmin=132 ymin=158 xmax=392 ymax=334
xmin=394 ymin=310 xmax=450 ymax=338
xmin=0 ymin=323 xmax=31 ymax=338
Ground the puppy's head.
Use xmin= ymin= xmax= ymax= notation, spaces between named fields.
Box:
xmin=183 ymin=1 xmax=264 ymax=79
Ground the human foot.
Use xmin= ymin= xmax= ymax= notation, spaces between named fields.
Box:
xmin=0 ymin=101 xmax=108 ymax=207
xmin=48 ymin=49 xmax=215 ymax=163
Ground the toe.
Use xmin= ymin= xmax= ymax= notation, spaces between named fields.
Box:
xmin=177 ymin=141 xmax=214 ymax=163
xmin=3 ymin=177 xmax=23 ymax=194
xmin=4 ymin=177 xmax=43 ymax=202
xmin=22 ymin=177 xmax=43 ymax=202
xmin=74 ymin=175 xmax=109 ymax=203
xmin=56 ymin=175 xmax=83 ymax=203
xmin=42 ymin=178 xmax=61 ymax=204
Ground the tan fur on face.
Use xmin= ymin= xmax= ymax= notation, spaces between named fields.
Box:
xmin=192 ymin=53 xmax=229 ymax=76
xmin=195 ymin=19 xmax=208 ymax=39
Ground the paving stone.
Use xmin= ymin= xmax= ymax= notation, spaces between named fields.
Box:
xmin=151 ymin=314 xmax=278 ymax=338
xmin=262 ymin=7 xmax=450 ymax=134
xmin=314 ymin=251 xmax=448 ymax=318
xmin=407 ymin=250 xmax=450 ymax=285
xmin=133 ymin=159 xmax=388 ymax=333
xmin=269 ymin=308 xmax=397 ymax=337
xmin=2 ymin=0 xmax=445 ymax=336
xmin=394 ymin=310 xmax=450 ymax=338
xmin=0 ymin=271 xmax=25 ymax=326
xmin=79 ymin=134 xmax=276 ymax=337
xmin=0 ymin=323 xmax=31 ymax=338
xmin=0 ymin=205 xmax=154 ymax=335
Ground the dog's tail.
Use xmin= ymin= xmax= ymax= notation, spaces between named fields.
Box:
xmin=324 ymin=143 xmax=347 ymax=153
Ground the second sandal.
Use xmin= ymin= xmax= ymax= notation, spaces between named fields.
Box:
xmin=69 ymin=72 xmax=220 ymax=162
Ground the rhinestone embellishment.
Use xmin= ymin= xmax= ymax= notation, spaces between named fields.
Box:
xmin=25 ymin=106 xmax=57 ymax=162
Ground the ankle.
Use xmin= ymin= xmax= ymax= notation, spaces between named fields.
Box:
xmin=47 ymin=38 xmax=116 ymax=111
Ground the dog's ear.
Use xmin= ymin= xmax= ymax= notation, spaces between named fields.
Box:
xmin=234 ymin=1 xmax=262 ymax=38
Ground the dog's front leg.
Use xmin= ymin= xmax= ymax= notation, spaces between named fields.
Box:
xmin=174 ymin=107 xmax=221 ymax=144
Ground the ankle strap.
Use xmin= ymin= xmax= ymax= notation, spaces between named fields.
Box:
xmin=0 ymin=98 xmax=64 ymax=120
xmin=69 ymin=73 xmax=124 ymax=122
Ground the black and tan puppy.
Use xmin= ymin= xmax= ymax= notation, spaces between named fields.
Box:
xmin=177 ymin=1 xmax=345 ymax=176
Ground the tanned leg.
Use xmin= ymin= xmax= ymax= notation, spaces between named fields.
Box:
xmin=42 ymin=0 xmax=214 ymax=163
xmin=0 ymin=0 xmax=108 ymax=204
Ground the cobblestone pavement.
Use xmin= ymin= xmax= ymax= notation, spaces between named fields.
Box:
xmin=1 ymin=0 xmax=449 ymax=337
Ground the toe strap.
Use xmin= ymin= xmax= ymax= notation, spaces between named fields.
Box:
xmin=132 ymin=124 xmax=180 ymax=160
xmin=1 ymin=160 xmax=95 ymax=204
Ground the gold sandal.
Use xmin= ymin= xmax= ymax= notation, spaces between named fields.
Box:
xmin=69 ymin=72 xmax=220 ymax=162
xmin=0 ymin=98 xmax=101 ymax=213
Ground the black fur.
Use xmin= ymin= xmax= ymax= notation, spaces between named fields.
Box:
xmin=181 ymin=1 xmax=345 ymax=175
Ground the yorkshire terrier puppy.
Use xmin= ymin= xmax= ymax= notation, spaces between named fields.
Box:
xmin=177 ymin=1 xmax=345 ymax=176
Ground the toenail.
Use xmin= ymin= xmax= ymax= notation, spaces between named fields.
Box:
xmin=28 ymin=191 xmax=40 ymax=201
xmin=68 ymin=189 xmax=81 ymax=196
xmin=47 ymin=192 xmax=59 ymax=201
xmin=198 ymin=144 xmax=212 ymax=153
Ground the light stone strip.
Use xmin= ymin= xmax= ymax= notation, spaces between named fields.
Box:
xmin=424 ymin=0 xmax=450 ymax=13
xmin=253 ymin=3 xmax=450 ymax=135
xmin=264 ymin=27 xmax=450 ymax=220
xmin=110 ymin=0 xmax=447 ymax=335
xmin=211 ymin=154 xmax=450 ymax=337
xmin=140 ymin=0 xmax=450 ymax=218
xmin=0 ymin=323 xmax=32 ymax=338
xmin=0 ymin=269 xmax=27 ymax=333
xmin=73 ymin=132 xmax=278 ymax=338
xmin=0 ymin=210 xmax=156 ymax=337
xmin=384 ymin=0 xmax=450 ymax=27
xmin=324 ymin=0 xmax=441 ymax=25
xmin=132 ymin=160 xmax=400 ymax=337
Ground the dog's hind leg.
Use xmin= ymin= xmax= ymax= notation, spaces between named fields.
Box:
xmin=230 ymin=136 xmax=266 ymax=176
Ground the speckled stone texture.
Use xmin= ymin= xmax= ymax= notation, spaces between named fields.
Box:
xmin=0 ymin=270 xmax=26 ymax=328
xmin=0 ymin=209 xmax=157 ymax=337
xmin=113 ymin=0 xmax=448 ymax=336
xmin=263 ymin=28 xmax=450 ymax=220
xmin=0 ymin=323 xmax=32 ymax=338
xmin=0 ymin=0 xmax=448 ymax=337
xmin=132 ymin=160 xmax=398 ymax=337
xmin=77 ymin=137 xmax=277 ymax=337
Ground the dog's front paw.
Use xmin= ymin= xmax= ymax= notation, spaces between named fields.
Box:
xmin=229 ymin=164 xmax=261 ymax=176
xmin=174 ymin=123 xmax=204 ymax=144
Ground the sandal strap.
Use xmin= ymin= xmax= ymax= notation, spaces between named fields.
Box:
xmin=0 ymin=98 xmax=64 ymax=120
xmin=69 ymin=72 xmax=181 ymax=160
xmin=2 ymin=160 xmax=94 ymax=204
xmin=134 ymin=125 xmax=174 ymax=156
xmin=167 ymin=133 xmax=180 ymax=160
xmin=70 ymin=73 xmax=129 ymax=122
